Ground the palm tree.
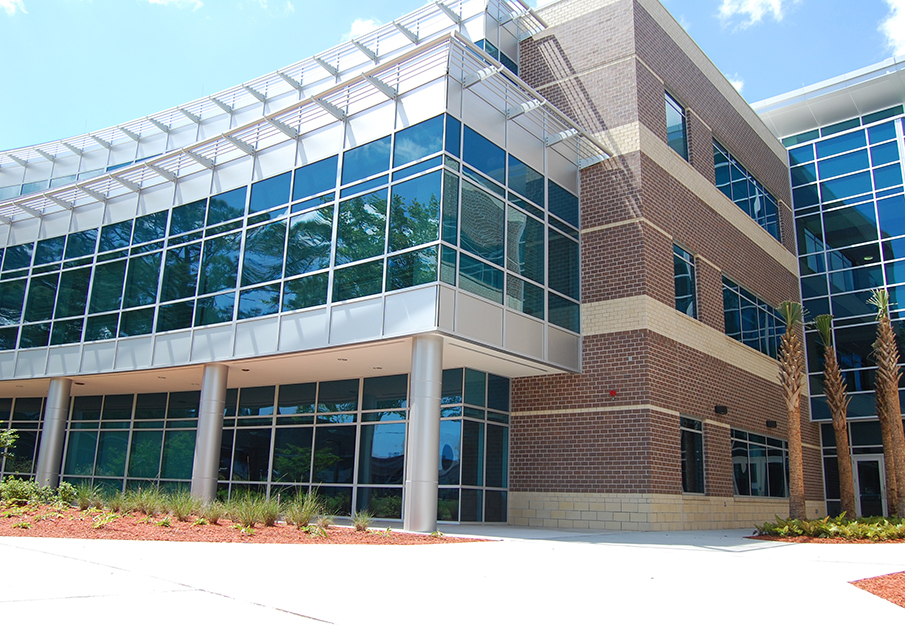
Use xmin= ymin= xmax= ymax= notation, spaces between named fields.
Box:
xmin=868 ymin=288 xmax=905 ymax=518
xmin=778 ymin=301 xmax=807 ymax=520
xmin=814 ymin=314 xmax=856 ymax=517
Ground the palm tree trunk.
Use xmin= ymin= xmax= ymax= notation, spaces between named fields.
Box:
xmin=779 ymin=324 xmax=807 ymax=520
xmin=823 ymin=344 xmax=856 ymax=517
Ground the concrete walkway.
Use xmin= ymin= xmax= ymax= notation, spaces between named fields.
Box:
xmin=0 ymin=526 xmax=902 ymax=623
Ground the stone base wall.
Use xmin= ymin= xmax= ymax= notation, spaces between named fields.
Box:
xmin=509 ymin=491 xmax=827 ymax=531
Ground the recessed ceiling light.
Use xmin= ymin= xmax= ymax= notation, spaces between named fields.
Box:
xmin=191 ymin=383 xmax=200 ymax=386
xmin=73 ymin=382 xmax=85 ymax=386
xmin=158 ymin=376 xmax=166 ymax=380
xmin=241 ymin=368 xmax=250 ymax=372
xmin=373 ymin=366 xmax=383 ymax=370
xmin=15 ymin=385 xmax=24 ymax=388
xmin=337 ymin=358 xmax=348 ymax=362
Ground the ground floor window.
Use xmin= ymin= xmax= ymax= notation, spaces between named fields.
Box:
xmin=1 ymin=368 xmax=510 ymax=523
xmin=731 ymin=429 xmax=788 ymax=497
xmin=680 ymin=417 xmax=704 ymax=493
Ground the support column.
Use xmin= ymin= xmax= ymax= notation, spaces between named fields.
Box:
xmin=35 ymin=377 xmax=72 ymax=488
xmin=191 ymin=363 xmax=228 ymax=503
xmin=403 ymin=335 xmax=443 ymax=532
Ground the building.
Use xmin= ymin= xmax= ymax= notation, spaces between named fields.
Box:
xmin=0 ymin=0 xmax=825 ymax=531
xmin=754 ymin=57 xmax=905 ymax=519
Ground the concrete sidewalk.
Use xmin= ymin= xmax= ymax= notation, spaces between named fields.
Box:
xmin=0 ymin=526 xmax=902 ymax=623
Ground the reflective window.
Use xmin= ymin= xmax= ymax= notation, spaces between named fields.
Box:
xmin=548 ymin=230 xmax=579 ymax=300
xmin=54 ymin=268 xmax=91 ymax=319
xmin=89 ymin=261 xmax=126 ymax=313
xmin=462 ymin=126 xmax=505 ymax=184
xmin=341 ymin=136 xmax=391 ymax=185
xmin=119 ymin=307 xmax=154 ymax=337
xmin=313 ymin=427 xmax=355 ymax=483
xmin=673 ymin=244 xmax=697 ymax=318
xmin=665 ymin=92 xmax=688 ymax=160
xmin=65 ymin=230 xmax=97 ymax=259
xmin=333 ymin=260 xmax=383 ymax=302
xmin=161 ymin=244 xmax=201 ymax=302
xmin=459 ymin=254 xmax=503 ymax=304
xmin=681 ymin=417 xmax=704 ymax=493
xmin=195 ymin=292 xmax=235 ymax=326
xmin=34 ymin=236 xmax=65 ymax=265
xmin=507 ymin=208 xmax=544 ymax=284
xmin=24 ymin=273 xmax=58 ymax=322
xmin=445 ymin=115 xmax=461 ymax=158
xmin=460 ymin=181 xmax=504 ymax=266
xmin=271 ymin=428 xmax=312 ymax=483
xmin=282 ymin=272 xmax=328 ymax=311
xmin=249 ymin=174 xmax=290 ymax=215
xmin=731 ymin=429 xmax=788 ymax=498
xmin=241 ymin=221 xmax=286 ymax=286
xmin=99 ymin=221 xmax=132 ymax=252
xmin=157 ymin=301 xmax=194 ymax=333
xmin=132 ymin=211 xmax=168 ymax=244
xmin=0 ymin=279 xmax=26 ymax=325
xmin=2 ymin=243 xmax=33 ymax=271
xmin=293 ymin=155 xmax=338 ymax=202
xmin=393 ymin=115 xmax=443 ymax=167
xmin=388 ymin=171 xmax=441 ymax=252
xmin=199 ymin=233 xmax=241 ymax=295
xmin=170 ymin=200 xmax=206 ymax=235
xmin=358 ymin=423 xmax=406 ymax=484
xmin=387 ymin=246 xmax=438 ymax=291
xmin=508 ymin=155 xmax=544 ymax=207
xmin=335 ymin=192 xmax=387 ymax=264
xmin=548 ymin=292 xmax=579 ymax=332
xmin=238 ymin=284 xmax=280 ymax=319
xmin=286 ymin=207 xmax=333 ymax=276
xmin=506 ymin=276 xmax=544 ymax=320
xmin=713 ymin=140 xmax=780 ymax=240
xmin=722 ymin=277 xmax=782 ymax=358
xmin=123 ymin=253 xmax=161 ymax=308
xmin=548 ymin=181 xmax=578 ymax=228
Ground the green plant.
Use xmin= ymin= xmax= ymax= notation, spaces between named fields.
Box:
xmin=56 ymin=481 xmax=76 ymax=505
xmin=284 ymin=491 xmax=324 ymax=529
xmin=0 ymin=477 xmax=57 ymax=506
xmin=167 ymin=490 xmax=199 ymax=522
xmin=352 ymin=509 xmax=373 ymax=532
xmin=316 ymin=514 xmax=333 ymax=530
xmin=156 ymin=516 xmax=173 ymax=528
xmin=106 ymin=490 xmax=128 ymax=513
xmin=74 ymin=482 xmax=102 ymax=511
xmin=11 ymin=521 xmax=30 ymax=529
xmin=192 ymin=517 xmax=209 ymax=526
xmin=91 ymin=511 xmax=120 ymax=529
xmin=229 ymin=492 xmax=264 ymax=529
xmin=755 ymin=514 xmax=905 ymax=542
xmin=130 ymin=486 xmax=165 ymax=516
xmin=430 ymin=530 xmax=444 ymax=538
xmin=303 ymin=524 xmax=327 ymax=538
xmin=200 ymin=500 xmax=226 ymax=525
xmin=259 ymin=496 xmax=282 ymax=527
xmin=0 ymin=426 xmax=18 ymax=458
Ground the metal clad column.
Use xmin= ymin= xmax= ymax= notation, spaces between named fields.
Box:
xmin=191 ymin=364 xmax=228 ymax=503
xmin=35 ymin=377 xmax=72 ymax=488
xmin=403 ymin=335 xmax=443 ymax=532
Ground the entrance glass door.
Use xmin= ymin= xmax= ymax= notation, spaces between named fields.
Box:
xmin=853 ymin=455 xmax=886 ymax=518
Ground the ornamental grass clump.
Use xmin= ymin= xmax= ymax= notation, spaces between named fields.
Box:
xmin=352 ymin=509 xmax=373 ymax=532
xmin=284 ymin=491 xmax=324 ymax=529
xmin=167 ymin=489 xmax=199 ymax=522
xmin=200 ymin=500 xmax=227 ymax=525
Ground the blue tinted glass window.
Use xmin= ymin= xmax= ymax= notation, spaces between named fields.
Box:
xmin=54 ymin=268 xmax=90 ymax=319
xmin=462 ymin=126 xmax=505 ymax=184
xmin=793 ymin=184 xmax=820 ymax=208
xmin=549 ymin=292 xmax=579 ymax=332
xmin=132 ymin=211 xmax=168 ymax=244
xmin=816 ymin=130 xmax=866 ymax=159
xmin=2 ymin=243 xmax=33 ymax=271
xmin=170 ymin=200 xmax=206 ymax=235
xmin=507 ymin=208 xmax=544 ymax=284
xmin=123 ymin=253 xmax=161 ymax=308
xmin=333 ymin=260 xmax=383 ymax=302
xmin=460 ymin=181 xmax=504 ymax=266
xmin=824 ymin=204 xmax=878 ymax=248
xmin=445 ymin=115 xmax=461 ymax=158
xmin=207 ymin=188 xmax=246 ymax=226
xmin=294 ymin=155 xmax=338 ymax=201
xmin=868 ymin=121 xmax=897 ymax=143
xmin=238 ymin=284 xmax=281 ymax=319
xmin=549 ymin=229 xmax=579 ymax=300
xmin=789 ymin=144 xmax=814 ymax=166
xmin=336 ymin=192 xmax=387 ymax=265
xmin=871 ymin=141 xmax=899 ymax=166
xmin=119 ymin=307 xmax=154 ymax=337
xmin=24 ymin=273 xmax=58 ymax=322
xmin=506 ymin=275 xmax=544 ymax=319
xmin=500 ymin=52 xmax=517 ymax=75
xmin=790 ymin=163 xmax=816 ymax=187
xmin=393 ymin=115 xmax=443 ymax=168
xmin=820 ymin=171 xmax=872 ymax=202
xmin=195 ymin=292 xmax=235 ymax=327
xmin=157 ymin=301 xmax=194 ymax=333
xmin=874 ymin=164 xmax=903 ymax=190
xmin=818 ymin=150 xmax=869 ymax=179
xmin=199 ymin=233 xmax=241 ymax=295
xmin=99 ymin=221 xmax=132 ymax=252
xmin=508 ymin=156 xmax=544 ymax=207
xmin=282 ymin=272 xmax=328 ymax=311
xmin=878 ymin=196 xmax=905 ymax=239
xmin=161 ymin=244 xmax=201 ymax=302
xmin=89 ymin=260 xmax=126 ymax=313
xmin=0 ymin=279 xmax=26 ymax=325
xmin=241 ymin=220 xmax=287 ymax=287
xmin=341 ymin=136 xmax=391 ymax=185
xmin=388 ymin=171 xmax=441 ymax=253
xmin=286 ymin=206 xmax=333 ymax=277
xmin=249 ymin=173 xmax=291 ymax=214
xmin=65 ymin=230 xmax=97 ymax=260
xmin=387 ymin=246 xmax=438 ymax=291
xmin=665 ymin=92 xmax=688 ymax=160
xmin=458 ymin=254 xmax=503 ymax=304
xmin=548 ymin=181 xmax=579 ymax=228
xmin=34 ymin=237 xmax=64 ymax=265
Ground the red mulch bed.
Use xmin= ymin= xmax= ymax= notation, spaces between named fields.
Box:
xmin=749 ymin=535 xmax=905 ymax=608
xmin=0 ymin=504 xmax=482 ymax=545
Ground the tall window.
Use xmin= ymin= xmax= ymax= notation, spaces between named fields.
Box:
xmin=722 ymin=276 xmax=783 ymax=357
xmin=665 ymin=92 xmax=688 ymax=160
xmin=731 ymin=429 xmax=788 ymax=497
xmin=681 ymin=417 xmax=704 ymax=493
xmin=713 ymin=140 xmax=780 ymax=240
xmin=673 ymin=244 xmax=697 ymax=318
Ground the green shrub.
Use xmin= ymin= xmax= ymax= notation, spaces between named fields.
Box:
xmin=284 ymin=491 xmax=324 ymax=529
xmin=228 ymin=492 xmax=264 ymax=529
xmin=755 ymin=514 xmax=905 ymax=542
xmin=201 ymin=500 xmax=226 ymax=525
xmin=167 ymin=490 xmax=199 ymax=522
xmin=352 ymin=509 xmax=373 ymax=532
xmin=1 ymin=477 xmax=58 ymax=506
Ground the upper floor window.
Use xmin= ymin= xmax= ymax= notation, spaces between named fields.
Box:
xmin=713 ymin=140 xmax=781 ymax=241
xmin=673 ymin=244 xmax=697 ymax=318
xmin=665 ymin=92 xmax=688 ymax=160
xmin=722 ymin=276 xmax=782 ymax=358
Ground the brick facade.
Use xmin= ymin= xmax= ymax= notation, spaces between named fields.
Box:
xmin=508 ymin=0 xmax=821 ymax=529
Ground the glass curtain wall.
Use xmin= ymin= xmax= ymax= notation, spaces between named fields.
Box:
xmin=0 ymin=397 xmax=45 ymax=478
xmin=0 ymin=113 xmax=581 ymax=352
xmin=1 ymin=368 xmax=511 ymax=522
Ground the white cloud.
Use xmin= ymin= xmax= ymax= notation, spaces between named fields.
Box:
xmin=881 ymin=0 xmax=905 ymax=56
xmin=725 ymin=74 xmax=744 ymax=92
xmin=718 ymin=0 xmax=792 ymax=28
xmin=284 ymin=1 xmax=294 ymax=13
xmin=145 ymin=0 xmax=203 ymax=10
xmin=0 ymin=0 xmax=26 ymax=16
xmin=342 ymin=18 xmax=380 ymax=42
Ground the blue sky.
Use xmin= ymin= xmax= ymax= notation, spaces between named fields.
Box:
xmin=0 ymin=0 xmax=902 ymax=151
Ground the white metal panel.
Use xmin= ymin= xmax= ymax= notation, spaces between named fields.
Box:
xmin=234 ymin=316 xmax=280 ymax=357
xmin=50 ymin=154 xmax=80 ymax=178
xmin=384 ymin=286 xmax=438 ymax=336
xmin=191 ymin=325 xmax=234 ymax=362
xmin=345 ymin=100 xmax=396 ymax=149
xmin=499 ymin=21 xmax=518 ymax=62
xmin=462 ymin=88 xmax=505 ymax=147
xmin=278 ymin=308 xmax=329 ymax=351
xmin=454 ymin=291 xmax=503 ymax=346
xmin=330 ymin=297 xmax=384 ymax=344
xmin=137 ymin=134 xmax=168 ymax=160
xmin=0 ymin=352 xmax=15 ymax=380
xmin=232 ymin=104 xmax=267 ymax=130
xmin=253 ymin=139 xmax=297 ymax=181
xmin=547 ymin=146 xmax=579 ymax=194
xmin=104 ymin=192 xmax=139 ymax=225
xmin=462 ymin=14 xmax=484 ymax=42
xmin=211 ymin=156 xmax=253 ymax=195
xmin=81 ymin=341 xmax=116 ymax=372
xmin=446 ymin=76 xmax=463 ymax=121
xmin=0 ymin=223 xmax=8 ymax=248
xmin=78 ymin=147 xmax=108 ymax=173
xmin=22 ymin=160 xmax=53 ymax=183
xmin=438 ymin=285 xmax=455 ymax=331
xmin=114 ymin=336 xmax=153 ymax=370
xmin=69 ymin=202 xmax=104 ymax=233
xmin=46 ymin=345 xmax=82 ymax=376
xmin=508 ymin=119 xmax=545 ymax=172
xmin=7 ymin=216 xmax=40 ymax=245
xmin=14 ymin=349 xmax=46 ymax=378
xmin=298 ymin=122 xmax=344 ymax=166
xmin=503 ymin=310 xmax=544 ymax=360
xmin=138 ymin=181 xmax=176 ymax=216
xmin=108 ymin=142 xmax=138 ymax=169
xmin=547 ymin=325 xmax=580 ymax=370
xmin=264 ymin=91 xmax=299 ymax=117
xmin=166 ymin=124 xmax=198 ymax=151
xmin=39 ymin=208 xmax=72 ymax=239
xmin=197 ymin=115 xmax=231 ymax=141
xmin=396 ymin=79 xmax=448 ymax=129
xmin=152 ymin=331 xmax=193 ymax=367
xmin=174 ymin=169 xmax=213 ymax=207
